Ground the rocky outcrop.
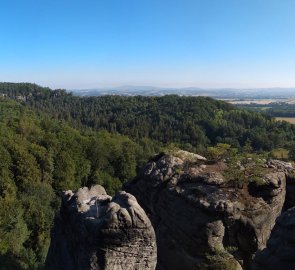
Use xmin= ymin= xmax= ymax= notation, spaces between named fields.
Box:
xmin=266 ymin=160 xmax=295 ymax=209
xmin=124 ymin=151 xmax=286 ymax=270
xmin=253 ymin=207 xmax=295 ymax=270
xmin=45 ymin=185 xmax=157 ymax=270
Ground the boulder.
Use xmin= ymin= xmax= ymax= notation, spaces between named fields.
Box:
xmin=45 ymin=185 xmax=157 ymax=270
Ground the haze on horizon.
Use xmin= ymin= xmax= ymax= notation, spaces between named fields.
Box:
xmin=1 ymin=0 xmax=295 ymax=90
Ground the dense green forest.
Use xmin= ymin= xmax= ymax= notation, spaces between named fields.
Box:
xmin=0 ymin=98 xmax=159 ymax=269
xmin=1 ymin=83 xmax=295 ymax=153
xmin=0 ymin=82 xmax=295 ymax=269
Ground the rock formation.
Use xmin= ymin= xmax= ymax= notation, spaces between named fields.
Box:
xmin=266 ymin=160 xmax=295 ymax=209
xmin=45 ymin=150 xmax=294 ymax=270
xmin=253 ymin=207 xmax=295 ymax=270
xmin=124 ymin=151 xmax=287 ymax=270
xmin=45 ymin=185 xmax=157 ymax=270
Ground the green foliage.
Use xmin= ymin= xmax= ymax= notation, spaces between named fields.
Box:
xmin=0 ymin=98 xmax=159 ymax=268
xmin=243 ymin=139 xmax=253 ymax=154
xmin=207 ymin=143 xmax=231 ymax=161
xmin=203 ymin=246 xmax=240 ymax=270
xmin=223 ymin=151 xmax=267 ymax=187
xmin=2 ymin=83 xmax=294 ymax=153
xmin=0 ymin=203 xmax=29 ymax=255
xmin=89 ymin=170 xmax=121 ymax=196
xmin=204 ymin=253 xmax=240 ymax=270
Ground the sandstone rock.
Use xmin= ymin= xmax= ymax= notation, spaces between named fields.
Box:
xmin=125 ymin=153 xmax=286 ymax=270
xmin=265 ymin=160 xmax=295 ymax=209
xmin=45 ymin=185 xmax=157 ymax=270
xmin=266 ymin=160 xmax=293 ymax=171
xmin=253 ymin=207 xmax=295 ymax=270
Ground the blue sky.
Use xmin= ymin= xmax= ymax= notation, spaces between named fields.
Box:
xmin=1 ymin=0 xmax=295 ymax=89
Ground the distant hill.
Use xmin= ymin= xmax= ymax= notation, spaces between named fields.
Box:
xmin=70 ymin=86 xmax=295 ymax=99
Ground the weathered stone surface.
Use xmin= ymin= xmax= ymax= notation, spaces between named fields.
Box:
xmin=267 ymin=160 xmax=295 ymax=210
xmin=125 ymin=153 xmax=286 ymax=270
xmin=45 ymin=185 xmax=157 ymax=270
xmin=253 ymin=207 xmax=295 ymax=270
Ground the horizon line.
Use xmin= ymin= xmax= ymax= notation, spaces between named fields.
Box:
xmin=2 ymin=81 xmax=295 ymax=91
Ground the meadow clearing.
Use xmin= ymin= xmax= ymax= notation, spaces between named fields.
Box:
xmin=276 ymin=117 xmax=295 ymax=124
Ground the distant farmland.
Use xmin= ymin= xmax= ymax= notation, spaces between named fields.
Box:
xmin=276 ymin=117 xmax=295 ymax=124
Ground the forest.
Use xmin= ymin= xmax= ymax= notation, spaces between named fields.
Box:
xmin=0 ymin=98 xmax=159 ymax=269
xmin=0 ymin=82 xmax=295 ymax=269
xmin=1 ymin=83 xmax=295 ymax=153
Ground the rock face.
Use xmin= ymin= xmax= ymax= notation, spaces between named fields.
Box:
xmin=124 ymin=151 xmax=286 ymax=270
xmin=253 ymin=207 xmax=295 ymax=270
xmin=266 ymin=160 xmax=295 ymax=209
xmin=45 ymin=185 xmax=157 ymax=270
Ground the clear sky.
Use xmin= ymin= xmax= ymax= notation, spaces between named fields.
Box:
xmin=1 ymin=0 xmax=295 ymax=89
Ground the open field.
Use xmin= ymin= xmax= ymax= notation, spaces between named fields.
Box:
xmin=271 ymin=148 xmax=289 ymax=159
xmin=220 ymin=98 xmax=295 ymax=105
xmin=227 ymin=99 xmax=283 ymax=105
xmin=276 ymin=117 xmax=295 ymax=124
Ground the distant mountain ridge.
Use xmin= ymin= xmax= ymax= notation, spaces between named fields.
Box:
xmin=70 ymin=86 xmax=295 ymax=99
